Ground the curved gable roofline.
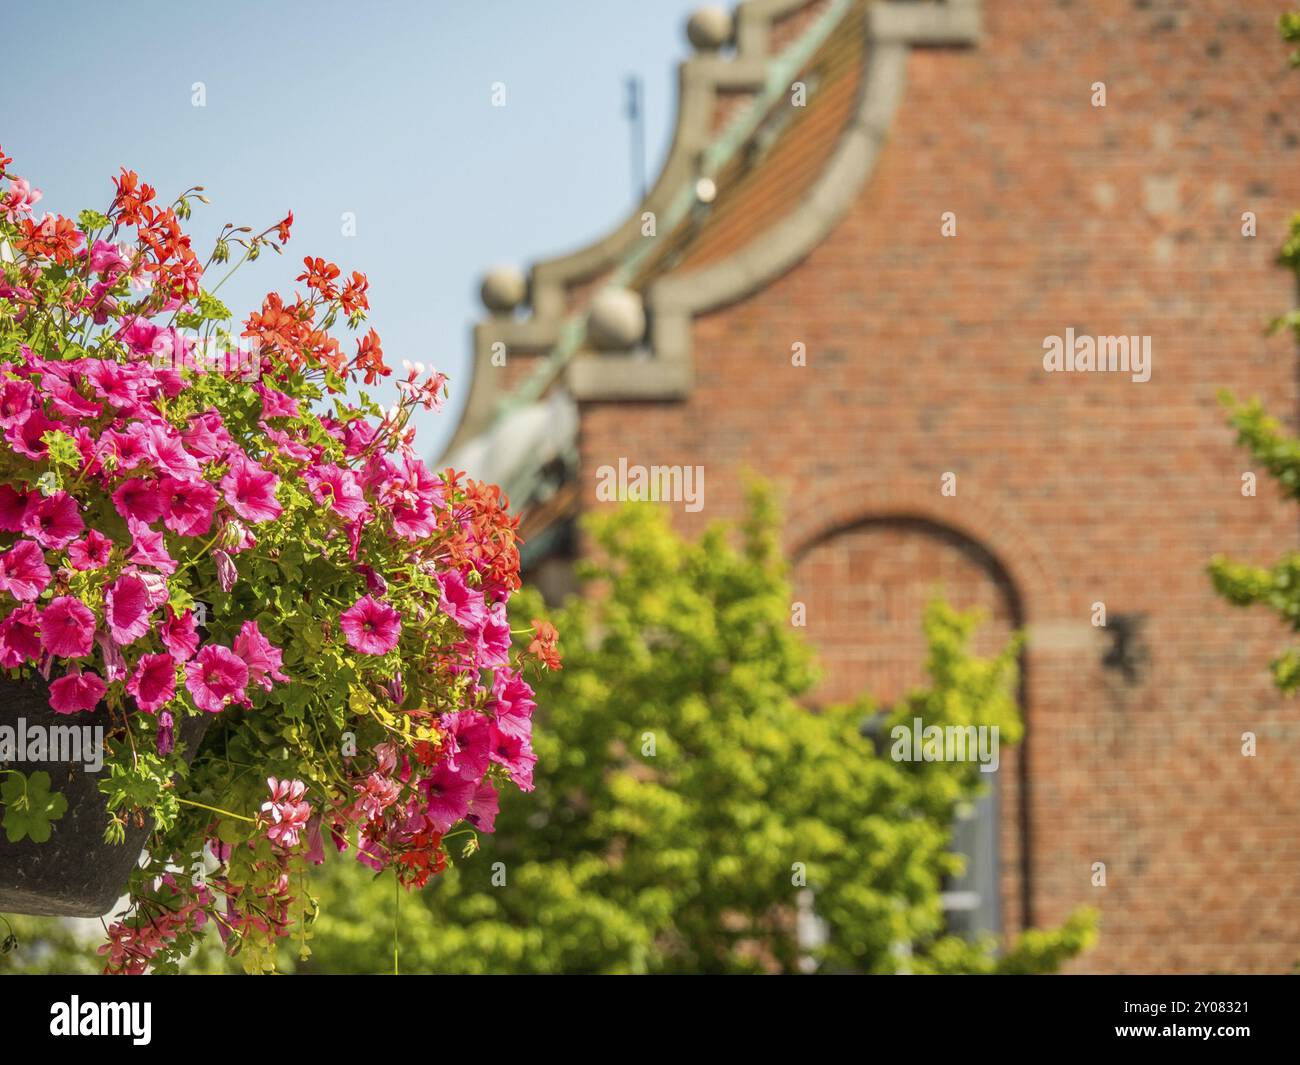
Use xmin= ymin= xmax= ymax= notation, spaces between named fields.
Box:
xmin=444 ymin=0 xmax=981 ymax=457
xmin=529 ymin=0 xmax=819 ymax=320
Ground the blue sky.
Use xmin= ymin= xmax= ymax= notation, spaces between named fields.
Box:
xmin=2 ymin=0 xmax=703 ymax=456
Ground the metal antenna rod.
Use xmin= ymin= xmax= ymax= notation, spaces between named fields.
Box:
xmin=625 ymin=74 xmax=646 ymax=203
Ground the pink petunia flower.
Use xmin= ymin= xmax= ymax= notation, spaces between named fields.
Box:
xmin=476 ymin=602 xmax=512 ymax=669
xmin=88 ymin=239 xmax=130 ymax=277
xmin=263 ymin=425 xmax=313 ymax=464
xmin=389 ymin=498 xmax=435 ymax=541
xmin=155 ymin=361 xmax=190 ymax=403
xmin=48 ymin=671 xmax=106 ymax=714
xmin=160 ymin=477 xmax=217 ymax=537
xmin=181 ymin=409 xmax=233 ymax=462
xmin=98 ymin=423 xmax=150 ymax=470
xmin=0 ymin=484 xmax=28 ymax=531
xmin=184 ymin=644 xmax=248 ymax=713
xmin=437 ymin=569 xmax=486 ymax=635
xmin=96 ymin=632 xmax=126 ymax=683
xmin=438 ymin=709 xmax=492 ymax=781
xmin=339 ymin=595 xmax=401 ymax=655
xmin=127 ymin=653 xmax=177 ymax=713
xmin=261 ymin=777 xmax=312 ymax=849
xmin=21 ymin=491 xmax=83 ymax=549
xmin=402 ymin=456 xmax=445 ymax=510
xmin=126 ymin=518 xmax=176 ymax=574
xmin=112 ymin=477 xmax=166 ymax=524
xmin=117 ymin=320 xmax=162 ymax=359
xmin=134 ymin=569 xmax=170 ymax=610
xmin=0 ymin=379 xmax=36 ymax=429
xmin=104 ymin=571 xmax=153 ymax=646
xmin=45 ymin=377 xmax=101 ymax=422
xmin=84 ymin=360 xmax=138 ymax=409
xmin=150 ymin=329 xmax=193 ymax=376
xmin=376 ymin=457 xmax=443 ymax=541
xmin=337 ymin=418 xmax=376 ymax=458
xmin=489 ymin=725 xmax=537 ymax=793
xmin=160 ymin=607 xmax=199 ymax=662
xmin=304 ymin=463 xmax=368 ymax=522
xmin=145 ymin=424 xmax=201 ymax=480
xmin=0 ymin=604 xmax=41 ymax=667
xmin=489 ymin=670 xmax=536 ymax=743
xmin=66 ymin=529 xmax=113 ymax=571
xmin=355 ymin=830 xmax=389 ymax=872
xmin=85 ymin=282 xmax=117 ymax=325
xmin=419 ymin=763 xmax=476 ymax=833
xmin=233 ymin=620 xmax=288 ymax=691
xmin=0 ymin=539 xmax=51 ymax=601
xmin=254 ymin=383 xmax=300 ymax=420
xmin=344 ymin=516 xmax=364 ymax=561
xmin=220 ymin=453 xmax=282 ymax=523
xmin=6 ymin=408 xmax=67 ymax=460
xmin=40 ymin=596 xmax=96 ymax=658
xmin=465 ymin=780 xmax=500 ymax=834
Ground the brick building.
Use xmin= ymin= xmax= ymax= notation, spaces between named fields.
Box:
xmin=443 ymin=0 xmax=1300 ymax=973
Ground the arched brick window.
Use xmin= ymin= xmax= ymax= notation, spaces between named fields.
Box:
xmin=791 ymin=516 xmax=1027 ymax=939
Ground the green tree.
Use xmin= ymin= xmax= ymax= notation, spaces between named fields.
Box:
xmin=1209 ymin=15 xmax=1300 ymax=688
xmin=293 ymin=489 xmax=1094 ymax=974
xmin=1208 ymin=389 xmax=1300 ymax=693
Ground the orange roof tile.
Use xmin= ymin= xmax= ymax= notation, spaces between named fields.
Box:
xmin=631 ymin=0 xmax=865 ymax=287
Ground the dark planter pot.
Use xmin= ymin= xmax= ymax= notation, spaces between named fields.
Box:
xmin=0 ymin=676 xmax=211 ymax=917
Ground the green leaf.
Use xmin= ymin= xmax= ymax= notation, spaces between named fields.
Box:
xmin=40 ymin=430 xmax=82 ymax=471
xmin=1 ymin=771 xmax=69 ymax=844
xmin=77 ymin=209 xmax=110 ymax=233
xmin=197 ymin=291 xmax=232 ymax=322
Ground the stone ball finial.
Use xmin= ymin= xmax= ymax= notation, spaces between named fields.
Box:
xmin=587 ymin=287 xmax=646 ymax=351
xmin=686 ymin=6 xmax=733 ymax=52
xmin=480 ymin=265 xmax=527 ymax=314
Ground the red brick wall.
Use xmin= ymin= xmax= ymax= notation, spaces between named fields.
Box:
xmin=578 ymin=0 xmax=1300 ymax=972
xmin=792 ymin=518 xmax=1017 ymax=705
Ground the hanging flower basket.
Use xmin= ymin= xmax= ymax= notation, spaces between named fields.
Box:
xmin=0 ymin=673 xmax=211 ymax=916
xmin=0 ymin=151 xmax=560 ymax=972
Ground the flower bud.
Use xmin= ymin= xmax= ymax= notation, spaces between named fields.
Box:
xmin=213 ymin=549 xmax=237 ymax=593
xmin=356 ymin=563 xmax=388 ymax=596
xmin=219 ymin=518 xmax=247 ymax=551
xmin=157 ymin=710 xmax=175 ymax=756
